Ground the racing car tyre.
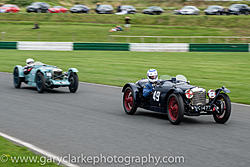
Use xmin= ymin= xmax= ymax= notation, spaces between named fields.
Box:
xmin=13 ymin=67 xmax=21 ymax=88
xmin=167 ymin=93 xmax=184 ymax=125
xmin=213 ymin=93 xmax=231 ymax=124
xmin=68 ymin=72 xmax=79 ymax=93
xmin=123 ymin=87 xmax=137 ymax=115
xmin=36 ymin=72 xmax=46 ymax=93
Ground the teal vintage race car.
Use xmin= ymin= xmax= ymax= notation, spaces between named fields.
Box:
xmin=13 ymin=62 xmax=79 ymax=93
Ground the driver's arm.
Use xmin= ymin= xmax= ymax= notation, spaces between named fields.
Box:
xmin=143 ymin=84 xmax=153 ymax=97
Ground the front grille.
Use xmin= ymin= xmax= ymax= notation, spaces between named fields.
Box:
xmin=53 ymin=71 xmax=63 ymax=80
xmin=191 ymin=91 xmax=206 ymax=106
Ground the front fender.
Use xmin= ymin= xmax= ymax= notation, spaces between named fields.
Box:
xmin=161 ymin=88 xmax=184 ymax=105
xmin=36 ymin=69 xmax=46 ymax=75
xmin=216 ymin=86 xmax=230 ymax=94
xmin=122 ymin=83 xmax=139 ymax=102
xmin=173 ymin=88 xmax=183 ymax=94
xmin=68 ymin=68 xmax=78 ymax=73
xmin=14 ymin=65 xmax=24 ymax=77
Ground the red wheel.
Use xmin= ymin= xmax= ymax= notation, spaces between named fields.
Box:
xmin=213 ymin=93 xmax=231 ymax=124
xmin=167 ymin=94 xmax=184 ymax=125
xmin=123 ymin=87 xmax=137 ymax=115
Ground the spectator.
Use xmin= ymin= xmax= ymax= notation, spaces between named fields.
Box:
xmin=32 ymin=23 xmax=40 ymax=29
xmin=124 ymin=16 xmax=131 ymax=30
xmin=96 ymin=2 xmax=101 ymax=8
xmin=109 ymin=25 xmax=123 ymax=32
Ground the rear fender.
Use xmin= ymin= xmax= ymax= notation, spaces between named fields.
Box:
xmin=14 ymin=65 xmax=24 ymax=77
xmin=122 ymin=83 xmax=139 ymax=102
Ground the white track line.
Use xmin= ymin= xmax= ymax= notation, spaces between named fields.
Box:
xmin=232 ymin=102 xmax=250 ymax=108
xmin=0 ymin=132 xmax=79 ymax=167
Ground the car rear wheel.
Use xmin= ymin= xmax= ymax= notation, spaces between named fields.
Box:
xmin=68 ymin=72 xmax=79 ymax=93
xmin=167 ymin=93 xmax=184 ymax=125
xmin=123 ymin=87 xmax=137 ymax=115
xmin=213 ymin=93 xmax=231 ymax=124
xmin=36 ymin=72 xmax=46 ymax=93
xmin=13 ymin=67 xmax=22 ymax=88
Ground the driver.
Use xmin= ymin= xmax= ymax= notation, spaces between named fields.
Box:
xmin=23 ymin=58 xmax=35 ymax=75
xmin=143 ymin=69 xmax=158 ymax=97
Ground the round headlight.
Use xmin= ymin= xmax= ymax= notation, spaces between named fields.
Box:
xmin=185 ymin=89 xmax=193 ymax=99
xmin=208 ymin=89 xmax=216 ymax=99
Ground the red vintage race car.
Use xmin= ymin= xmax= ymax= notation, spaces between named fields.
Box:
xmin=0 ymin=4 xmax=20 ymax=13
xmin=48 ymin=6 xmax=68 ymax=13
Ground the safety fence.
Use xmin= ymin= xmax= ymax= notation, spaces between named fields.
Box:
xmin=0 ymin=42 xmax=249 ymax=52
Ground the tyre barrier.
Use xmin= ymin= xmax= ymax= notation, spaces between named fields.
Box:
xmin=0 ymin=42 xmax=249 ymax=52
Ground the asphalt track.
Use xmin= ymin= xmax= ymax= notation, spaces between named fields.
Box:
xmin=0 ymin=72 xmax=250 ymax=167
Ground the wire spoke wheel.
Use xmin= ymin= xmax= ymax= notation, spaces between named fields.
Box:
xmin=213 ymin=93 xmax=231 ymax=124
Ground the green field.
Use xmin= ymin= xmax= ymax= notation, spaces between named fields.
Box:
xmin=0 ymin=136 xmax=59 ymax=166
xmin=0 ymin=49 xmax=249 ymax=104
xmin=0 ymin=19 xmax=249 ymax=43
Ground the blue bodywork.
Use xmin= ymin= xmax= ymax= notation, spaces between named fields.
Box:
xmin=14 ymin=62 xmax=78 ymax=88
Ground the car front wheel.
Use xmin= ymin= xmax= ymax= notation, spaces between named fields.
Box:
xmin=68 ymin=72 xmax=79 ymax=93
xmin=167 ymin=93 xmax=184 ymax=125
xmin=213 ymin=93 xmax=231 ymax=124
xmin=36 ymin=72 xmax=46 ymax=93
xmin=13 ymin=67 xmax=22 ymax=88
xmin=123 ymin=87 xmax=137 ymax=115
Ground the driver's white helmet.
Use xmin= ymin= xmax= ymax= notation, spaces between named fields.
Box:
xmin=26 ymin=58 xmax=34 ymax=65
xmin=147 ymin=69 xmax=158 ymax=83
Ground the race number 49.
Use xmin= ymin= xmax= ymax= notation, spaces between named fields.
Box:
xmin=153 ymin=91 xmax=161 ymax=102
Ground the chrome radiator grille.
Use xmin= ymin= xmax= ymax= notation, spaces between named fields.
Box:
xmin=53 ymin=71 xmax=63 ymax=80
xmin=191 ymin=91 xmax=206 ymax=106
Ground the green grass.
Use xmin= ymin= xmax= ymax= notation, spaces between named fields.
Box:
xmin=0 ymin=136 xmax=60 ymax=166
xmin=0 ymin=50 xmax=249 ymax=104
xmin=0 ymin=20 xmax=249 ymax=43
xmin=1 ymin=13 xmax=250 ymax=29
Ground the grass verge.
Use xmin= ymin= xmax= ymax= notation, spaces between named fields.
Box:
xmin=0 ymin=136 xmax=60 ymax=166
xmin=0 ymin=21 xmax=249 ymax=43
xmin=0 ymin=49 xmax=249 ymax=104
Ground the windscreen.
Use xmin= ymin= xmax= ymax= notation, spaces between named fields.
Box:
xmin=160 ymin=75 xmax=173 ymax=80
xmin=176 ymin=75 xmax=187 ymax=82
